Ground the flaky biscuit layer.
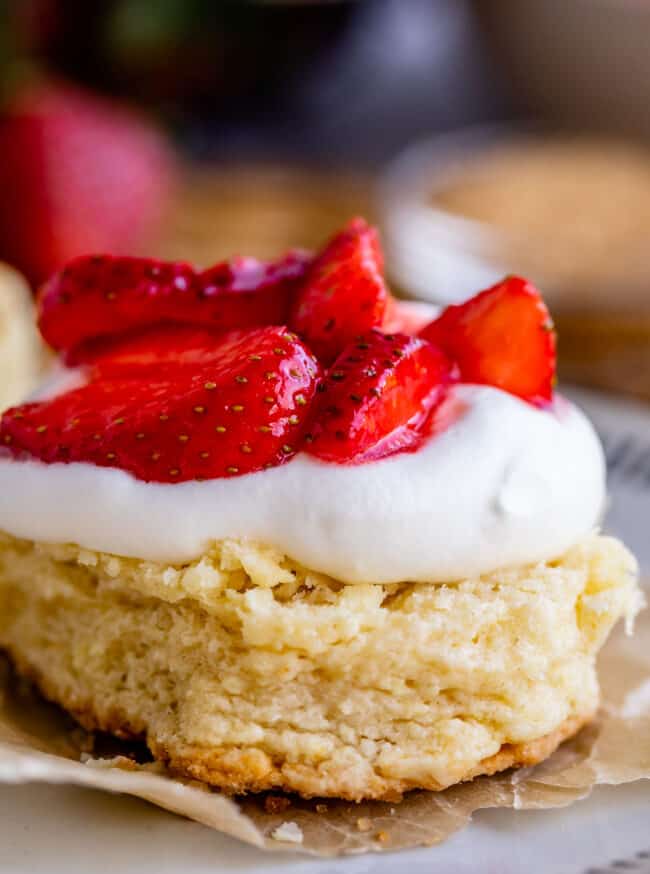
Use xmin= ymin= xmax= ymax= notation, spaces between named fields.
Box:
xmin=0 ymin=533 xmax=640 ymax=799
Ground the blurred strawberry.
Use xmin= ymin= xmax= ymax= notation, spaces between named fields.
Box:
xmin=0 ymin=79 xmax=175 ymax=287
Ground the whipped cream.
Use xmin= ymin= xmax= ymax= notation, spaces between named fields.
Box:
xmin=0 ymin=383 xmax=605 ymax=584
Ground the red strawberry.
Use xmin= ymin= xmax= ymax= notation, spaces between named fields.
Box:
xmin=38 ymin=250 xmax=312 ymax=361
xmin=38 ymin=255 xmax=195 ymax=359
xmin=0 ymin=81 xmax=174 ymax=286
xmin=0 ymin=326 xmax=321 ymax=482
xmin=306 ymin=330 xmax=454 ymax=463
xmin=89 ymin=326 xmax=236 ymax=376
xmin=197 ymin=249 xmax=312 ymax=329
xmin=419 ymin=276 xmax=556 ymax=404
xmin=290 ymin=218 xmax=389 ymax=364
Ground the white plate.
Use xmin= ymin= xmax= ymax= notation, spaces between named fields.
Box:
xmin=1 ymin=387 xmax=649 ymax=874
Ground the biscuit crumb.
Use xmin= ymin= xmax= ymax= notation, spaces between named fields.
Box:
xmin=315 ymin=803 xmax=328 ymax=814
xmin=271 ymin=821 xmax=303 ymax=844
xmin=83 ymin=754 xmax=138 ymax=771
xmin=375 ymin=830 xmax=390 ymax=844
xmin=264 ymin=795 xmax=291 ymax=814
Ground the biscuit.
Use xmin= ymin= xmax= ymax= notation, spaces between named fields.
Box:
xmin=0 ymin=533 xmax=640 ymax=800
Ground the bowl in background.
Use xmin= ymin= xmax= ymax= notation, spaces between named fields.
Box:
xmin=378 ymin=127 xmax=650 ymax=399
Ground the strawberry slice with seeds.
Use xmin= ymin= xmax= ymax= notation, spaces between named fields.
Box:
xmin=38 ymin=255 xmax=195 ymax=358
xmin=1 ymin=326 xmax=321 ymax=482
xmin=197 ymin=250 xmax=311 ymax=331
xmin=38 ymin=250 xmax=312 ymax=362
xmin=419 ymin=276 xmax=556 ymax=404
xmin=306 ymin=330 xmax=454 ymax=463
xmin=290 ymin=218 xmax=389 ymax=364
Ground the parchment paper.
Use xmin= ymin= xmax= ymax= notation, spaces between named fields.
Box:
xmin=0 ymin=611 xmax=648 ymax=857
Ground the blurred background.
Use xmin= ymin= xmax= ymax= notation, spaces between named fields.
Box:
xmin=2 ymin=0 xmax=650 ymax=400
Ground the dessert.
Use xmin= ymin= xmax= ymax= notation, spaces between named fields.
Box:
xmin=0 ymin=219 xmax=642 ymax=801
xmin=0 ymin=262 xmax=42 ymax=411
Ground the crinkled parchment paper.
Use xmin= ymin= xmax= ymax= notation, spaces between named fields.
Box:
xmin=0 ymin=611 xmax=648 ymax=857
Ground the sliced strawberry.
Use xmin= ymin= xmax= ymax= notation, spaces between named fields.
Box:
xmin=306 ymin=330 xmax=454 ymax=463
xmin=290 ymin=218 xmax=389 ymax=364
xmin=88 ymin=326 xmax=233 ymax=376
xmin=38 ymin=250 xmax=312 ymax=362
xmin=419 ymin=276 xmax=556 ymax=404
xmin=38 ymin=255 xmax=195 ymax=359
xmin=197 ymin=249 xmax=312 ymax=331
xmin=0 ymin=326 xmax=321 ymax=482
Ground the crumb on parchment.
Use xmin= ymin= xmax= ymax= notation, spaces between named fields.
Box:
xmin=271 ymin=821 xmax=303 ymax=844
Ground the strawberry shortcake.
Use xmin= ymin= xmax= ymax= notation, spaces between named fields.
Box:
xmin=0 ymin=220 xmax=641 ymax=801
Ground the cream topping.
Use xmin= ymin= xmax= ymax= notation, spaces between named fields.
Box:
xmin=0 ymin=383 xmax=605 ymax=584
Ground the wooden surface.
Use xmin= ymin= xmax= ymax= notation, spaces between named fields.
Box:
xmin=154 ymin=163 xmax=374 ymax=266
xmin=556 ymin=311 xmax=650 ymax=402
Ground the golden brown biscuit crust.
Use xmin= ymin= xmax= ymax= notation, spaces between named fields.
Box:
xmin=3 ymin=644 xmax=593 ymax=801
